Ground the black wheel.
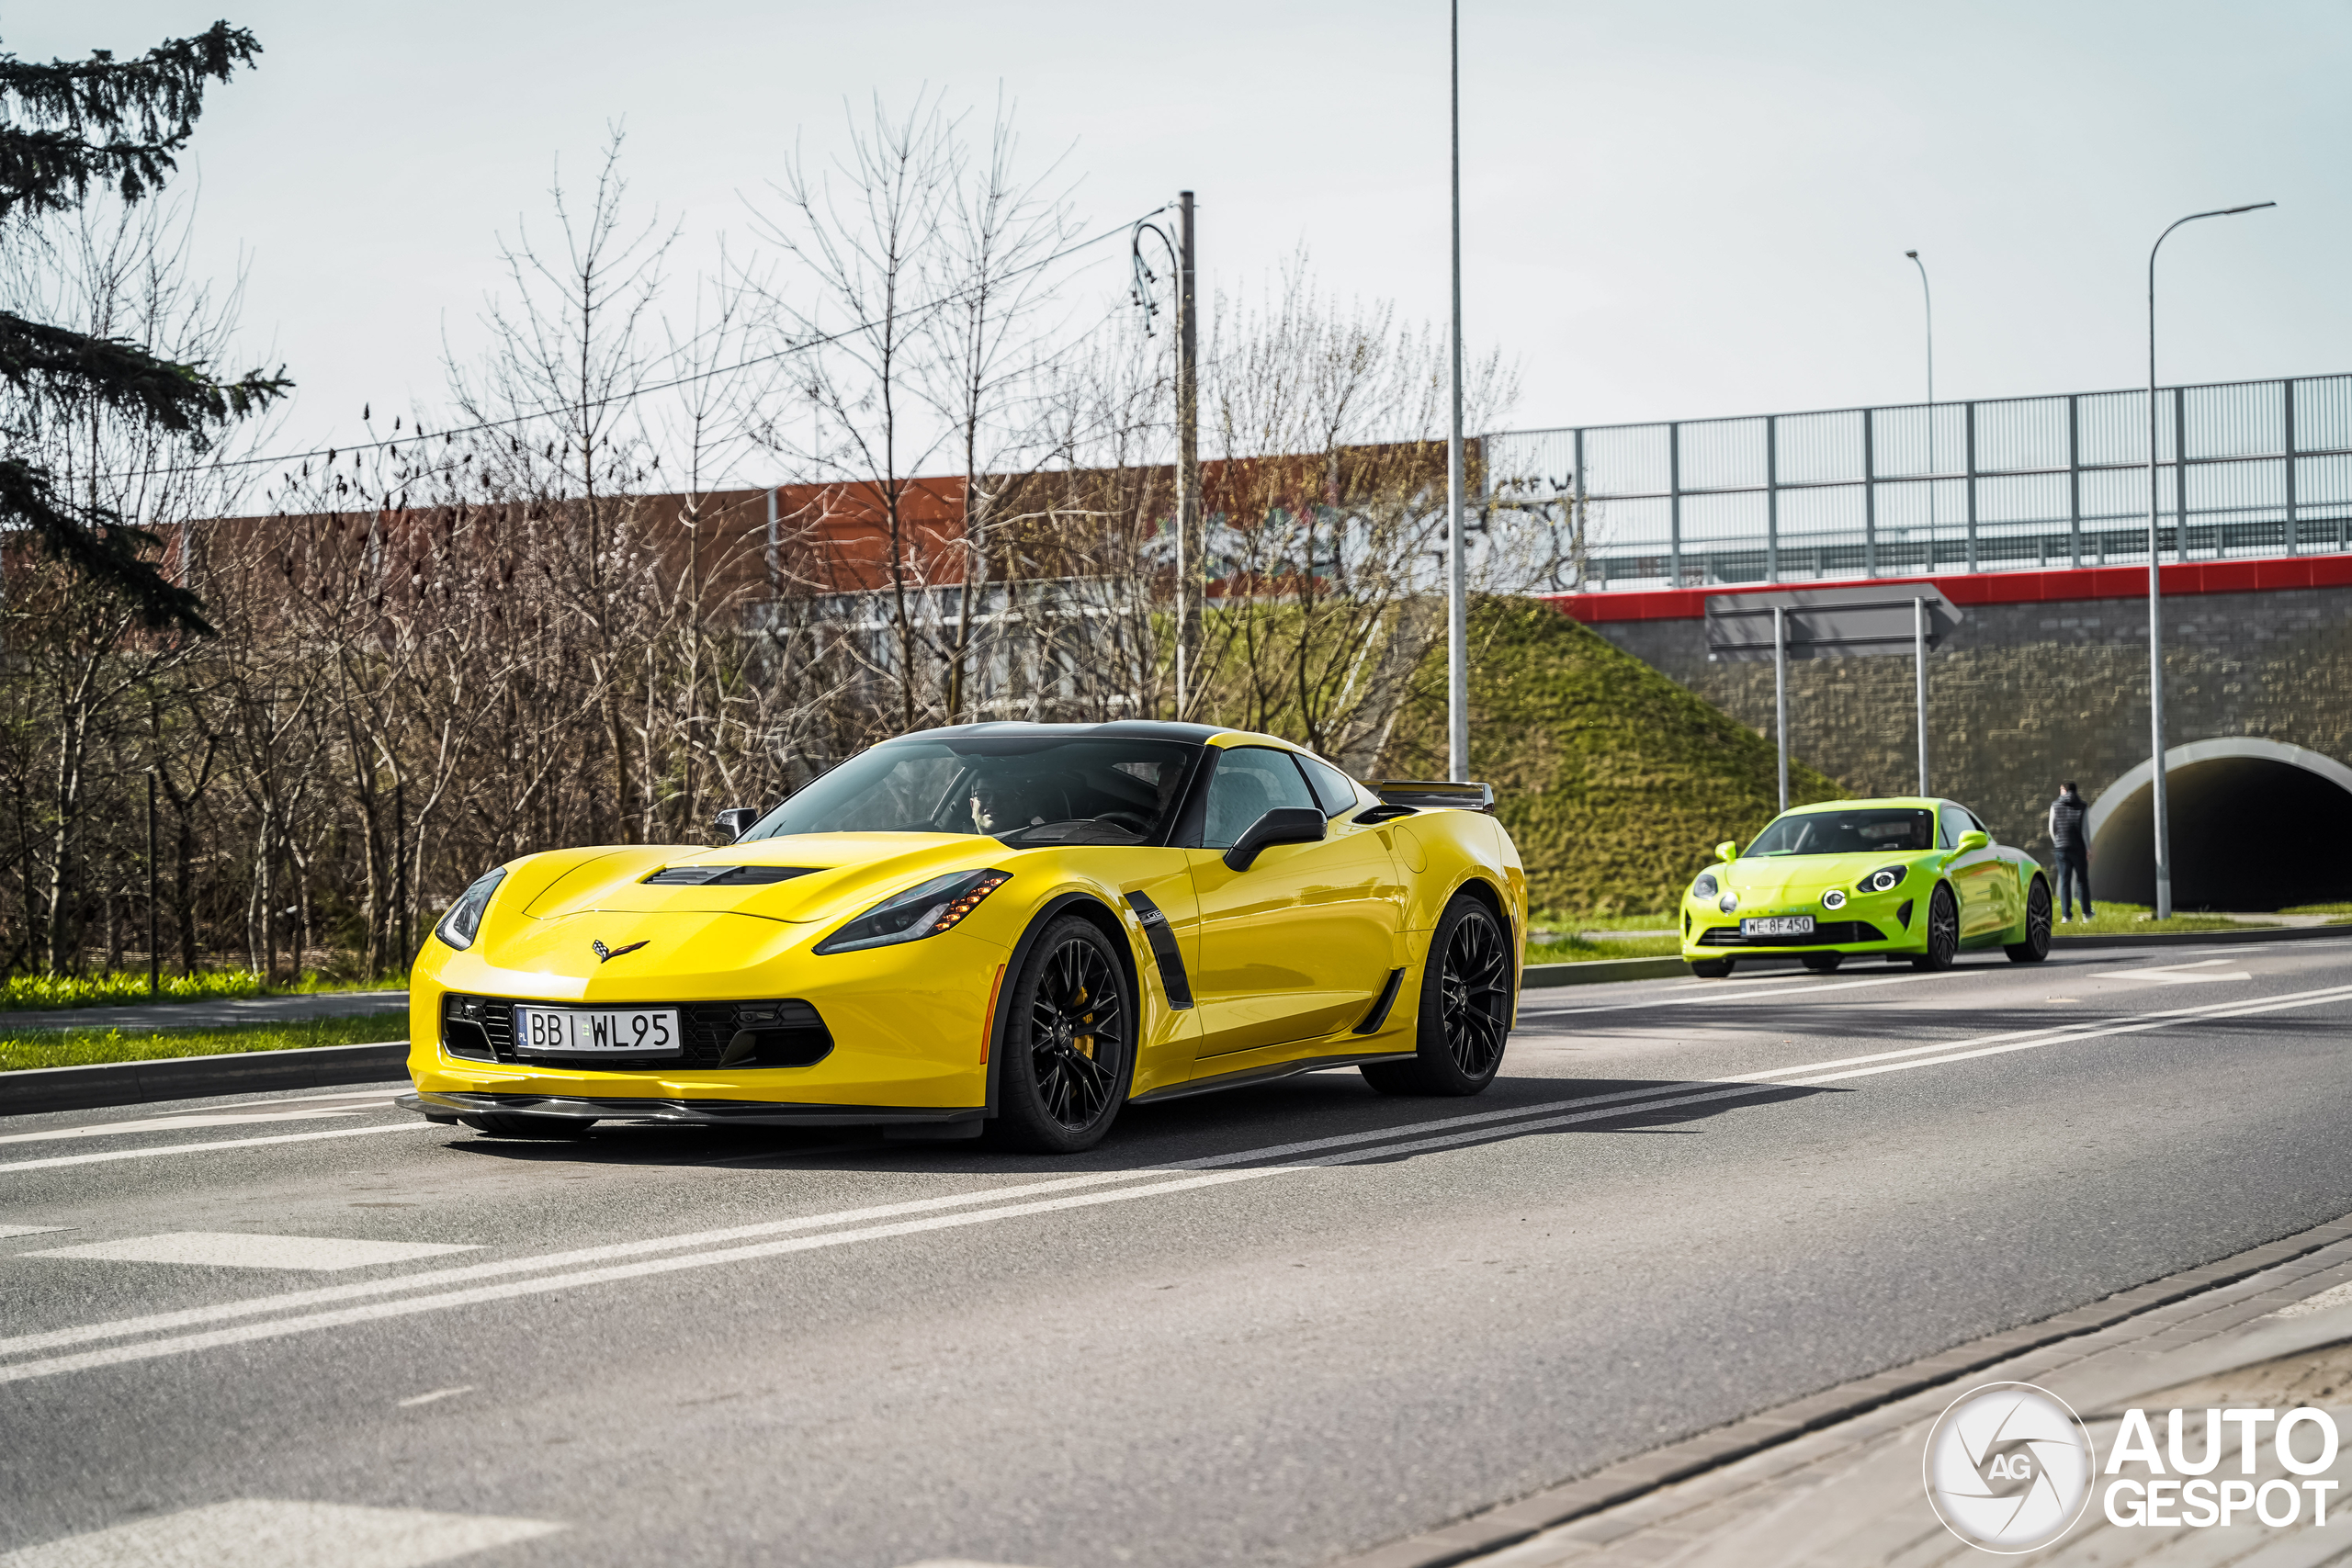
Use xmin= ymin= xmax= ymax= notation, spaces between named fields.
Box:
xmin=2006 ymin=876 xmax=2053 ymax=963
xmin=992 ymin=915 xmax=1135 ymax=1153
xmin=1363 ymin=896 xmax=1511 ymax=1097
xmin=460 ymin=1111 xmax=598 ymax=1139
xmin=1689 ymin=957 xmax=1736 ymax=979
xmin=1801 ymin=953 xmax=1844 ymax=974
xmin=1911 ymin=885 xmax=1961 ymax=971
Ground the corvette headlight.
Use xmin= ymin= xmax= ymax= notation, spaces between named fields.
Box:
xmin=435 ymin=867 xmax=507 ymax=952
xmin=1718 ymin=891 xmax=1739 ymax=914
xmin=815 ymin=869 xmax=1012 ymax=955
xmin=1860 ymin=864 xmax=1907 ymax=896
xmin=1692 ymin=871 xmax=1719 ymax=900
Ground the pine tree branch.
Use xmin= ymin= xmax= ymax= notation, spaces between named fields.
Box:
xmin=0 ymin=22 xmax=261 ymax=220
xmin=0 ymin=457 xmax=213 ymax=635
xmin=0 ymin=310 xmax=288 ymax=431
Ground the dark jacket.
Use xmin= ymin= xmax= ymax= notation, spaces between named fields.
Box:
xmin=2049 ymin=788 xmax=2089 ymax=854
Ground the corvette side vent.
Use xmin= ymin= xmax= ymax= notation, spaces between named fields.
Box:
xmin=1374 ymin=780 xmax=1497 ymax=816
xmin=643 ymin=864 xmax=819 ymax=886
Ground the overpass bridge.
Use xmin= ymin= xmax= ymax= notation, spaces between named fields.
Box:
xmin=1509 ymin=371 xmax=2352 ymax=911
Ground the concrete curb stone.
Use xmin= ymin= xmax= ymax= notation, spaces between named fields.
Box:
xmin=0 ymin=1040 xmax=410 ymax=1117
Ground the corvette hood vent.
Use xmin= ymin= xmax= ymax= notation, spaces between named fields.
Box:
xmin=642 ymin=864 xmax=818 ymax=886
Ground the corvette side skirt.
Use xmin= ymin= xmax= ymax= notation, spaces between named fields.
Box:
xmin=401 ymin=1090 xmax=983 ymax=1130
xmin=1127 ymin=1051 xmax=1418 ymax=1106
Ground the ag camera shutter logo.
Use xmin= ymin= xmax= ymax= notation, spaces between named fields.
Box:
xmin=1922 ymin=1382 xmax=2097 ymax=1553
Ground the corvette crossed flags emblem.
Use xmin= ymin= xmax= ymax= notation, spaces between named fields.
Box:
xmin=591 ymin=939 xmax=650 ymax=963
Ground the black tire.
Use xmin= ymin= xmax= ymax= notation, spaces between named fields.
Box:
xmin=460 ymin=1111 xmax=598 ymax=1139
xmin=2006 ymin=876 xmax=2053 ymax=964
xmin=1689 ymin=958 xmax=1736 ymax=979
xmin=1363 ymin=896 xmax=1512 ymax=1097
xmin=1801 ymin=953 xmax=1844 ymax=974
xmin=991 ymin=915 xmax=1136 ymax=1154
xmin=1910 ymin=885 xmax=1961 ymax=972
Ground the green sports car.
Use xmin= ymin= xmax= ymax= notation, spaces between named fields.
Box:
xmin=1679 ymin=796 xmax=2052 ymax=977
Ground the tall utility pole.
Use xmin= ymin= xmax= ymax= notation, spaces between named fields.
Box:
xmin=1906 ymin=251 xmax=1936 ymax=547
xmin=2143 ymin=200 xmax=2273 ymax=920
xmin=1444 ymin=0 xmax=1469 ymax=783
xmin=1175 ymin=191 xmax=1200 ymax=718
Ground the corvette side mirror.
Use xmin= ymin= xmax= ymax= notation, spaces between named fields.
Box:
xmin=1956 ymin=829 xmax=1989 ymax=853
xmin=1715 ymin=840 xmax=1738 ymax=863
xmin=1224 ymin=807 xmax=1327 ymax=872
xmin=714 ymin=807 xmax=761 ymax=841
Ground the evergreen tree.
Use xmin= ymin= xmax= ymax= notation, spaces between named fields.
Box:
xmin=0 ymin=20 xmax=287 ymax=634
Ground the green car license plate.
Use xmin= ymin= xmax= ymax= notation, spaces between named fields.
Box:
xmin=1741 ymin=916 xmax=1815 ymax=938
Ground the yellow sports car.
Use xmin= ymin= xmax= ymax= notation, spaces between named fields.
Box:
xmin=398 ymin=722 xmax=1528 ymax=1153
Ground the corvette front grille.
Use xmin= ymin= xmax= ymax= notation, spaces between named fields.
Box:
xmin=1695 ymin=921 xmax=1886 ymax=948
xmin=441 ymin=995 xmax=831 ymax=1069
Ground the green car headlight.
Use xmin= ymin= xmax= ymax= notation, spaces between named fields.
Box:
xmin=815 ymin=869 xmax=1011 ymax=955
xmin=1860 ymin=864 xmax=1907 ymax=896
xmin=1692 ymin=871 xmax=1719 ymax=900
xmin=435 ymin=867 xmax=507 ymax=951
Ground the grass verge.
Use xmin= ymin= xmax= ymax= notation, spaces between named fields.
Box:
xmin=1527 ymin=932 xmax=1683 ymax=964
xmin=0 ymin=969 xmax=404 ymax=1012
xmin=2049 ymin=901 xmax=2244 ymax=937
xmin=0 ymin=1012 xmax=410 ymax=1074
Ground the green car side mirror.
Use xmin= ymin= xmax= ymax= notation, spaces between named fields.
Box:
xmin=1956 ymin=829 xmax=1990 ymax=853
xmin=1714 ymin=840 xmax=1738 ymax=863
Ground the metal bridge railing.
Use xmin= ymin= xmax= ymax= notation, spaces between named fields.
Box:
xmin=1482 ymin=373 xmax=2352 ymax=591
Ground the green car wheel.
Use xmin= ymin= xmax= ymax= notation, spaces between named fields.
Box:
xmin=2006 ymin=877 xmax=2053 ymax=964
xmin=1910 ymin=886 xmax=1961 ymax=972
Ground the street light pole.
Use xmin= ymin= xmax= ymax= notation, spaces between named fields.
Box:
xmin=1905 ymin=251 xmax=1936 ymax=555
xmin=2143 ymin=201 xmax=2274 ymax=920
xmin=1444 ymin=0 xmax=1469 ymax=784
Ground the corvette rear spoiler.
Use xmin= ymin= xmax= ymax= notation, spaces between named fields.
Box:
xmin=1374 ymin=779 xmax=1497 ymax=815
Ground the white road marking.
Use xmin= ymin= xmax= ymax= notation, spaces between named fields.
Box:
xmin=1520 ymin=968 xmax=1951 ymax=1019
xmin=22 ymin=1232 xmax=480 ymax=1271
xmin=0 ymin=1104 xmax=386 ymax=1146
xmin=396 ymin=1384 xmax=475 ymax=1407
xmin=20 ymin=977 xmax=2352 ymax=1386
xmin=0 ymin=1120 xmax=436 ymax=1176
xmin=0 ymin=1499 xmax=560 ymax=1568
xmin=0 ymin=1225 xmax=67 ymax=1239
xmin=9 ymin=976 xmax=2352 ymax=1384
xmin=2090 ymin=958 xmax=2253 ymax=984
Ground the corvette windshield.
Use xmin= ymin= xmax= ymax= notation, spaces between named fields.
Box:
xmin=741 ymin=737 xmax=1198 ymax=844
xmin=1744 ymin=807 xmax=1934 ymax=858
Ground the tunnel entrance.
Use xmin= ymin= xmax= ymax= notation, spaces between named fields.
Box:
xmin=2089 ymin=739 xmax=2352 ymax=910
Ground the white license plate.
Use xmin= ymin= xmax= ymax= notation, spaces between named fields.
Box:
xmin=513 ymin=1006 xmax=682 ymax=1056
xmin=1741 ymin=916 xmax=1816 ymax=938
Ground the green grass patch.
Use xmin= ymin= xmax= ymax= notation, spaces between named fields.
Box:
xmin=0 ymin=1012 xmax=410 ymax=1073
xmin=2049 ymin=902 xmax=2242 ymax=937
xmin=0 ymin=969 xmax=404 ymax=1012
xmin=1526 ymin=932 xmax=1683 ymax=964
xmin=2280 ymin=903 xmax=2352 ymax=919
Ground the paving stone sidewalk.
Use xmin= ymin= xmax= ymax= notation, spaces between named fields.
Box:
xmin=1463 ymin=1236 xmax=2352 ymax=1568
xmin=0 ymin=989 xmax=408 ymax=1034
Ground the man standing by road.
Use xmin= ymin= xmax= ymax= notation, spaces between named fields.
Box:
xmin=2048 ymin=781 xmax=2093 ymax=922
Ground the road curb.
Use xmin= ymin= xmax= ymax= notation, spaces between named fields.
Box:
xmin=1521 ymin=956 xmax=1688 ymax=988
xmin=0 ymin=1041 xmax=411 ymax=1117
xmin=1320 ymin=1210 xmax=2352 ymax=1568
xmin=2052 ymin=921 xmax=2352 ymax=949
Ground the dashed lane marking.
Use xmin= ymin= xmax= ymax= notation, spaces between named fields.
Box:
xmin=0 ymin=1499 xmax=561 ymax=1568
xmin=0 ymin=1225 xmax=67 ymax=1239
xmin=0 ymin=1103 xmax=391 ymax=1146
xmin=21 ymin=1232 xmax=480 ymax=1272
xmin=395 ymin=1384 xmax=475 ymax=1407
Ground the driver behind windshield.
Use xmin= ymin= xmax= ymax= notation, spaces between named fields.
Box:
xmin=967 ymin=775 xmax=1050 ymax=835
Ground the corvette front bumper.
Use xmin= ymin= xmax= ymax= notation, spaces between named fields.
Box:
xmin=400 ymin=1089 xmax=983 ymax=1130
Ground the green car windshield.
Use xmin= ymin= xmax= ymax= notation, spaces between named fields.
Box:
xmin=1746 ymin=807 xmax=1934 ymax=858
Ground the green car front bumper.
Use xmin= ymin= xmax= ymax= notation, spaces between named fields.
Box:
xmin=1679 ymin=891 xmax=1925 ymax=959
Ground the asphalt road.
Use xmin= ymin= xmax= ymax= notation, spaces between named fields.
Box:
xmin=4 ymin=938 xmax=2351 ymax=1567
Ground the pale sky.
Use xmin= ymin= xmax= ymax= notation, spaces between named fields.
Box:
xmin=24 ymin=1 xmax=2352 ymax=470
